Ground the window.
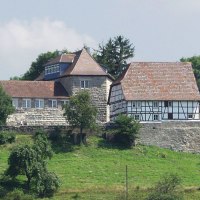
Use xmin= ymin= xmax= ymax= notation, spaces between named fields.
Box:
xmin=45 ymin=65 xmax=60 ymax=75
xmin=164 ymin=101 xmax=172 ymax=107
xmin=12 ymin=98 xmax=18 ymax=108
xmin=60 ymin=100 xmax=69 ymax=107
xmin=153 ymin=114 xmax=159 ymax=121
xmin=48 ymin=100 xmax=57 ymax=108
xmin=188 ymin=114 xmax=193 ymax=119
xmin=35 ymin=99 xmax=44 ymax=108
xmin=168 ymin=113 xmax=173 ymax=119
xmin=80 ymin=80 xmax=89 ymax=89
xmin=22 ymin=99 xmax=31 ymax=108
xmin=168 ymin=101 xmax=172 ymax=107
xmin=153 ymin=101 xmax=159 ymax=108
xmin=132 ymin=101 xmax=141 ymax=108
xmin=134 ymin=114 xmax=140 ymax=121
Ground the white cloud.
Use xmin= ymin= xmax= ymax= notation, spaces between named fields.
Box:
xmin=0 ymin=19 xmax=97 ymax=80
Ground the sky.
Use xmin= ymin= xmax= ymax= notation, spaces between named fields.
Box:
xmin=0 ymin=0 xmax=200 ymax=80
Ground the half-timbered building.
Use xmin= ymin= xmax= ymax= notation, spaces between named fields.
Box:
xmin=108 ymin=62 xmax=200 ymax=121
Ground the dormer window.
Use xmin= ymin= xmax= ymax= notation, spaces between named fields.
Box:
xmin=45 ymin=64 xmax=60 ymax=75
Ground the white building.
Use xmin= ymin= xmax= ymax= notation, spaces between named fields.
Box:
xmin=108 ymin=62 xmax=200 ymax=121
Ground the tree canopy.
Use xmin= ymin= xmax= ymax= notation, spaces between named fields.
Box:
xmin=94 ymin=35 xmax=134 ymax=78
xmin=180 ymin=55 xmax=200 ymax=90
xmin=0 ymin=86 xmax=15 ymax=125
xmin=5 ymin=131 xmax=59 ymax=197
xmin=63 ymin=90 xmax=97 ymax=144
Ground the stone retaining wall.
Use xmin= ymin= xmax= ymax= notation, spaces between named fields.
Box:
xmin=1 ymin=121 xmax=200 ymax=153
xmin=138 ymin=121 xmax=200 ymax=153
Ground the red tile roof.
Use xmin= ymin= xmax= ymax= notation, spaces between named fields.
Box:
xmin=0 ymin=81 xmax=69 ymax=98
xmin=111 ymin=62 xmax=200 ymax=101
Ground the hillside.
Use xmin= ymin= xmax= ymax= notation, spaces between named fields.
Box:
xmin=0 ymin=134 xmax=200 ymax=199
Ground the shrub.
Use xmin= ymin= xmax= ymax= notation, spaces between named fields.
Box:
xmin=105 ymin=115 xmax=140 ymax=147
xmin=0 ymin=131 xmax=16 ymax=145
xmin=4 ymin=189 xmax=34 ymax=200
xmin=146 ymin=174 xmax=183 ymax=200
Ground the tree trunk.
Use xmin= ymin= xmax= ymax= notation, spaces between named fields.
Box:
xmin=80 ymin=127 xmax=83 ymax=145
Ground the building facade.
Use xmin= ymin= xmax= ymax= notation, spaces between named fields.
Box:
xmin=0 ymin=48 xmax=112 ymax=126
xmin=108 ymin=62 xmax=200 ymax=121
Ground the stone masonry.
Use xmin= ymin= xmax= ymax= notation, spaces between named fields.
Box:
xmin=60 ymin=76 xmax=112 ymax=123
xmin=138 ymin=121 xmax=200 ymax=153
xmin=7 ymin=108 xmax=67 ymax=126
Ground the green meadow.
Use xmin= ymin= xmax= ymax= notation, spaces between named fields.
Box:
xmin=0 ymin=134 xmax=200 ymax=199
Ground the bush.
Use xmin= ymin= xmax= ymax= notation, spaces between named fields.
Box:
xmin=3 ymin=189 xmax=34 ymax=200
xmin=105 ymin=115 xmax=140 ymax=147
xmin=0 ymin=131 xmax=16 ymax=145
xmin=146 ymin=174 xmax=183 ymax=200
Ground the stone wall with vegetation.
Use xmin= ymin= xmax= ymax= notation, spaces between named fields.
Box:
xmin=138 ymin=121 xmax=200 ymax=153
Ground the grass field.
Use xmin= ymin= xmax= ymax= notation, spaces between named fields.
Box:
xmin=0 ymin=134 xmax=200 ymax=199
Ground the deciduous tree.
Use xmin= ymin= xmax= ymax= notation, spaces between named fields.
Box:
xmin=5 ymin=131 xmax=59 ymax=196
xmin=63 ymin=90 xmax=97 ymax=144
xmin=0 ymin=86 xmax=15 ymax=125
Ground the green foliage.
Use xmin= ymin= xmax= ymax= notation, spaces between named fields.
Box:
xmin=33 ymin=169 xmax=60 ymax=197
xmin=5 ymin=145 xmax=39 ymax=188
xmin=94 ymin=35 xmax=134 ymax=78
xmin=5 ymin=131 xmax=59 ymax=197
xmin=63 ymin=90 xmax=97 ymax=144
xmin=21 ymin=50 xmax=67 ymax=80
xmin=3 ymin=189 xmax=34 ymax=200
xmin=180 ymin=56 xmax=200 ymax=90
xmin=146 ymin=174 xmax=183 ymax=200
xmin=33 ymin=130 xmax=53 ymax=160
xmin=0 ymin=86 xmax=15 ymax=125
xmin=107 ymin=114 xmax=140 ymax=147
xmin=0 ymin=131 xmax=16 ymax=145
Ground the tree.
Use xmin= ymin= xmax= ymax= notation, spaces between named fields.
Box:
xmin=21 ymin=49 xmax=68 ymax=80
xmin=94 ymin=35 xmax=134 ymax=78
xmin=63 ymin=90 xmax=97 ymax=144
xmin=180 ymin=55 xmax=200 ymax=90
xmin=6 ymin=145 xmax=39 ymax=189
xmin=107 ymin=114 xmax=140 ymax=147
xmin=5 ymin=131 xmax=59 ymax=197
xmin=0 ymin=86 xmax=15 ymax=125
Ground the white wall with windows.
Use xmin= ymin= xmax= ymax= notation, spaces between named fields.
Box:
xmin=109 ymin=84 xmax=200 ymax=121
xmin=126 ymin=100 xmax=200 ymax=121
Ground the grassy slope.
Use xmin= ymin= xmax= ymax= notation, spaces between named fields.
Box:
xmin=0 ymin=134 xmax=200 ymax=199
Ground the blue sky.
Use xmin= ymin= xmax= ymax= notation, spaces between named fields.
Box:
xmin=0 ymin=0 xmax=200 ymax=79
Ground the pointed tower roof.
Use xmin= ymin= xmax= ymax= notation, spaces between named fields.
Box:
xmin=63 ymin=48 xmax=108 ymax=76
